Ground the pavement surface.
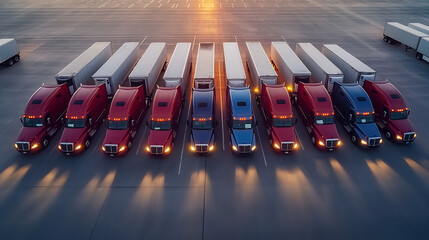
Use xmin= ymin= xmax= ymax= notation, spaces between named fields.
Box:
xmin=0 ymin=0 xmax=429 ymax=239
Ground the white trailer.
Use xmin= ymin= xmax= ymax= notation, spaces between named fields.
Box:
xmin=383 ymin=22 xmax=428 ymax=49
xmin=322 ymin=44 xmax=376 ymax=86
xmin=270 ymin=41 xmax=311 ymax=93
xmin=408 ymin=23 xmax=429 ymax=35
xmin=163 ymin=42 xmax=192 ymax=95
xmin=194 ymin=42 xmax=215 ymax=89
xmin=295 ymin=43 xmax=343 ymax=93
xmin=92 ymin=42 xmax=139 ymax=97
xmin=245 ymin=42 xmax=277 ymax=94
xmin=223 ymin=42 xmax=247 ymax=87
xmin=416 ymin=37 xmax=429 ymax=60
xmin=0 ymin=38 xmax=20 ymax=67
xmin=56 ymin=42 xmax=112 ymax=94
xmin=129 ymin=42 xmax=166 ymax=99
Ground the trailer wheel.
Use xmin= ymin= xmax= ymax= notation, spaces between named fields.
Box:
xmin=416 ymin=53 xmax=423 ymax=60
xmin=13 ymin=55 xmax=20 ymax=63
xmin=387 ymin=38 xmax=393 ymax=44
xmin=7 ymin=59 xmax=14 ymax=66
xmin=383 ymin=36 xmax=388 ymax=42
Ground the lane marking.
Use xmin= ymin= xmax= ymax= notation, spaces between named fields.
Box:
xmin=218 ymin=62 xmax=225 ymax=151
xmin=294 ymin=128 xmax=304 ymax=151
xmin=192 ymin=35 xmax=196 ymax=50
xmin=140 ymin=36 xmax=148 ymax=46
xmin=187 ymin=3 xmax=190 ymax=8
xmin=136 ymin=127 xmax=148 ymax=155
xmin=244 ymin=2 xmax=247 ymax=8
xmin=281 ymin=34 xmax=286 ymax=41
xmin=232 ymin=3 xmax=234 ymax=8
xmin=178 ymin=93 xmax=193 ymax=175
xmin=128 ymin=3 xmax=134 ymax=8
xmin=234 ymin=35 xmax=238 ymax=42
xmin=256 ymin=127 xmax=268 ymax=167
xmin=158 ymin=3 xmax=162 ymax=7
xmin=144 ymin=3 xmax=149 ymax=8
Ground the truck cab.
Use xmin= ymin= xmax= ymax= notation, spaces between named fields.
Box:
xmin=146 ymin=86 xmax=182 ymax=155
xmin=259 ymin=84 xmax=298 ymax=153
xmin=363 ymin=80 xmax=416 ymax=143
xmin=297 ymin=82 xmax=341 ymax=150
xmin=227 ymin=86 xmax=257 ymax=154
xmin=16 ymin=84 xmax=71 ymax=154
xmin=331 ymin=82 xmax=382 ymax=148
xmin=102 ymin=86 xmax=146 ymax=156
xmin=58 ymin=84 xmax=108 ymax=155
xmin=188 ymin=88 xmax=216 ymax=153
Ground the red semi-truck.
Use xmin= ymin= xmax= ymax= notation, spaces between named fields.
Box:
xmin=259 ymin=84 xmax=298 ymax=153
xmin=102 ymin=86 xmax=146 ymax=156
xmin=363 ymin=80 xmax=416 ymax=143
xmin=15 ymin=84 xmax=71 ymax=154
xmin=58 ymin=84 xmax=108 ymax=155
xmin=297 ymin=82 xmax=341 ymax=150
xmin=146 ymin=86 xmax=183 ymax=155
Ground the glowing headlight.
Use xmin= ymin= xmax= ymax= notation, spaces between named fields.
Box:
xmin=102 ymin=146 xmax=106 ymax=151
xmin=293 ymin=143 xmax=299 ymax=149
xmin=274 ymin=143 xmax=280 ymax=149
xmin=31 ymin=143 xmax=39 ymax=149
xmin=337 ymin=140 xmax=342 ymax=146
xmin=232 ymin=145 xmax=238 ymax=151
xmin=165 ymin=147 xmax=171 ymax=153
xmin=414 ymin=133 xmax=417 ymax=138
xmin=361 ymin=140 xmax=367 ymax=145
xmin=318 ymin=141 xmax=325 ymax=147
xmin=58 ymin=145 xmax=61 ymax=150
xmin=14 ymin=143 xmax=18 ymax=149
xmin=396 ymin=135 xmax=402 ymax=140
xmin=190 ymin=145 xmax=196 ymax=152
xmin=379 ymin=138 xmax=383 ymax=144
xmin=146 ymin=146 xmax=150 ymax=152
xmin=75 ymin=145 xmax=82 ymax=150
xmin=119 ymin=146 xmax=126 ymax=152
xmin=251 ymin=145 xmax=256 ymax=151
xmin=209 ymin=145 xmax=214 ymax=151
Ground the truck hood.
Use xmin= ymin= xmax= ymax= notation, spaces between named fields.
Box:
xmin=231 ymin=129 xmax=254 ymax=145
xmin=60 ymin=128 xmax=87 ymax=144
xmin=148 ymin=130 xmax=172 ymax=146
xmin=355 ymin=123 xmax=381 ymax=139
xmin=272 ymin=127 xmax=296 ymax=143
xmin=389 ymin=119 xmax=414 ymax=134
xmin=191 ymin=129 xmax=214 ymax=145
xmin=102 ymin=129 xmax=129 ymax=146
xmin=314 ymin=124 xmax=339 ymax=140
xmin=17 ymin=127 xmax=45 ymax=143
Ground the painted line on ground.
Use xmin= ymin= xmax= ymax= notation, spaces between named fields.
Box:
xmin=281 ymin=34 xmax=286 ymax=41
xmin=192 ymin=35 xmax=196 ymax=50
xmin=218 ymin=62 xmax=225 ymax=151
xmin=294 ymin=128 xmax=304 ymax=151
xmin=140 ymin=36 xmax=148 ymax=46
xmin=178 ymin=93 xmax=193 ymax=175
xmin=136 ymin=127 xmax=148 ymax=155
xmin=256 ymin=127 xmax=268 ymax=167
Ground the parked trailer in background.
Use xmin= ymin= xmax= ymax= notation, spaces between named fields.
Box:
xmin=163 ymin=42 xmax=192 ymax=96
xmin=416 ymin=37 xmax=429 ymax=60
xmin=245 ymin=42 xmax=278 ymax=95
xmin=129 ymin=42 xmax=166 ymax=100
xmin=408 ymin=23 xmax=429 ymax=35
xmin=295 ymin=43 xmax=343 ymax=93
xmin=322 ymin=44 xmax=376 ymax=85
xmin=92 ymin=42 xmax=140 ymax=97
xmin=270 ymin=41 xmax=311 ymax=93
xmin=56 ymin=42 xmax=112 ymax=94
xmin=0 ymin=38 xmax=20 ymax=67
xmin=194 ymin=42 xmax=215 ymax=89
xmin=223 ymin=42 xmax=247 ymax=87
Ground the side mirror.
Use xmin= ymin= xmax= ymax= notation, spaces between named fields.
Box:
xmin=294 ymin=118 xmax=298 ymax=125
xmin=88 ymin=118 xmax=93 ymax=126
xmin=131 ymin=119 xmax=135 ymax=127
xmin=46 ymin=117 xmax=51 ymax=125
xmin=19 ymin=116 xmax=24 ymax=125
xmin=186 ymin=120 xmax=190 ymax=127
xmin=383 ymin=111 xmax=387 ymax=118
xmin=61 ymin=117 xmax=65 ymax=124
xmin=104 ymin=119 xmax=108 ymax=128
xmin=215 ymin=120 xmax=219 ymax=127
xmin=255 ymin=120 xmax=258 ymax=126
xmin=146 ymin=120 xmax=149 ymax=127
xmin=348 ymin=114 xmax=353 ymax=121
xmin=407 ymin=109 xmax=410 ymax=116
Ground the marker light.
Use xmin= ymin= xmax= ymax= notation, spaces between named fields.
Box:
xmin=251 ymin=145 xmax=256 ymax=151
xmin=190 ymin=145 xmax=196 ymax=152
xmin=396 ymin=135 xmax=402 ymax=140
xmin=58 ymin=145 xmax=61 ymax=150
xmin=209 ymin=145 xmax=214 ymax=151
xmin=146 ymin=146 xmax=150 ymax=152
xmin=379 ymin=139 xmax=383 ymax=144
xmin=232 ymin=145 xmax=238 ymax=151
xmin=165 ymin=147 xmax=171 ymax=153
xmin=287 ymin=86 xmax=293 ymax=92
xmin=361 ymin=140 xmax=367 ymax=145
xmin=75 ymin=145 xmax=82 ymax=150
xmin=14 ymin=143 xmax=18 ymax=149
xmin=102 ymin=146 xmax=106 ymax=151
xmin=31 ymin=143 xmax=39 ymax=150
xmin=337 ymin=140 xmax=342 ymax=146
xmin=414 ymin=133 xmax=417 ymax=138
xmin=293 ymin=143 xmax=299 ymax=149
xmin=254 ymin=88 xmax=259 ymax=93
xmin=274 ymin=143 xmax=280 ymax=149
xmin=119 ymin=146 xmax=126 ymax=152
xmin=318 ymin=141 xmax=325 ymax=147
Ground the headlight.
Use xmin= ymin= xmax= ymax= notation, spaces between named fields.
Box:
xmin=251 ymin=145 xmax=256 ymax=151
xmin=31 ymin=143 xmax=39 ymax=149
xmin=274 ymin=143 xmax=280 ymax=149
xmin=318 ymin=141 xmax=325 ymax=147
xmin=232 ymin=145 xmax=238 ymax=151
xmin=396 ymin=135 xmax=402 ymax=140
xmin=209 ymin=145 xmax=214 ymax=151
xmin=75 ymin=145 xmax=82 ymax=150
xmin=165 ymin=147 xmax=171 ymax=153
xmin=146 ymin=146 xmax=150 ymax=152
xmin=379 ymin=138 xmax=383 ymax=144
xmin=190 ymin=145 xmax=196 ymax=152
xmin=102 ymin=146 xmax=106 ymax=151
xmin=361 ymin=140 xmax=367 ymax=145
xmin=414 ymin=133 xmax=417 ymax=138
xmin=119 ymin=146 xmax=126 ymax=152
xmin=337 ymin=140 xmax=342 ymax=146
xmin=14 ymin=143 xmax=18 ymax=149
xmin=293 ymin=143 xmax=298 ymax=149
xmin=58 ymin=145 xmax=61 ymax=150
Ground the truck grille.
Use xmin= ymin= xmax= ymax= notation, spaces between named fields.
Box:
xmin=105 ymin=144 xmax=118 ymax=154
xmin=326 ymin=139 xmax=338 ymax=148
xmin=281 ymin=142 xmax=294 ymax=151
xmin=404 ymin=132 xmax=415 ymax=142
xmin=150 ymin=145 xmax=163 ymax=154
xmin=368 ymin=138 xmax=381 ymax=147
xmin=16 ymin=142 xmax=30 ymax=151
xmin=60 ymin=143 xmax=74 ymax=152
xmin=238 ymin=144 xmax=251 ymax=153
xmin=196 ymin=144 xmax=208 ymax=153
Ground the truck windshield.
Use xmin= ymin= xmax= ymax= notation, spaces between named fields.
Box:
xmin=355 ymin=114 xmax=375 ymax=124
xmin=23 ymin=118 xmax=44 ymax=127
xmin=192 ymin=120 xmax=213 ymax=130
xmin=273 ymin=118 xmax=293 ymax=127
xmin=390 ymin=111 xmax=408 ymax=120
xmin=151 ymin=121 xmax=171 ymax=130
xmin=315 ymin=115 xmax=335 ymax=125
xmin=232 ymin=119 xmax=253 ymax=129
xmin=108 ymin=120 xmax=128 ymax=130
xmin=65 ymin=119 xmax=86 ymax=128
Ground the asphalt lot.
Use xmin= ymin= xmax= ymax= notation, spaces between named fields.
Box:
xmin=1 ymin=0 xmax=429 ymax=239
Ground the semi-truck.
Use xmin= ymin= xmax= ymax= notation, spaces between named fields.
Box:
xmin=245 ymin=42 xmax=278 ymax=95
xmin=331 ymin=82 xmax=382 ymax=148
xmin=383 ymin=22 xmax=429 ymax=60
xmin=146 ymin=86 xmax=183 ymax=155
xmin=102 ymin=86 xmax=146 ymax=156
xmin=296 ymin=82 xmax=341 ymax=150
xmin=259 ymin=83 xmax=298 ymax=153
xmin=363 ymin=80 xmax=416 ymax=143
xmin=128 ymin=42 xmax=166 ymax=101
xmin=58 ymin=84 xmax=108 ymax=155
xmin=223 ymin=42 xmax=247 ymax=87
xmin=194 ymin=42 xmax=215 ymax=89
xmin=296 ymin=43 xmax=344 ymax=93
xmin=227 ymin=86 xmax=257 ymax=154
xmin=163 ymin=42 xmax=192 ymax=96
xmin=188 ymin=88 xmax=216 ymax=153
xmin=0 ymin=38 xmax=20 ymax=67
xmin=56 ymin=42 xmax=112 ymax=94
xmin=15 ymin=84 xmax=71 ymax=154
xmin=322 ymin=44 xmax=376 ymax=85
xmin=270 ymin=41 xmax=311 ymax=93
xmin=92 ymin=42 xmax=139 ymax=97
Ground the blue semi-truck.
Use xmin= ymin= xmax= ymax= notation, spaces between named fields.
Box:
xmin=331 ymin=82 xmax=382 ymax=148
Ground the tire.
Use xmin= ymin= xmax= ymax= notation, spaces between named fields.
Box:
xmin=7 ymin=59 xmax=14 ymax=66
xmin=351 ymin=134 xmax=357 ymax=144
xmin=416 ymin=53 xmax=423 ymax=60
xmin=384 ymin=130 xmax=392 ymax=139
xmin=387 ymin=38 xmax=393 ymax=44
xmin=42 ymin=138 xmax=49 ymax=148
xmin=128 ymin=141 xmax=132 ymax=149
xmin=13 ymin=55 xmax=20 ymax=63
xmin=383 ymin=36 xmax=388 ymax=42
xmin=311 ymin=135 xmax=316 ymax=145
xmin=85 ymin=139 xmax=90 ymax=149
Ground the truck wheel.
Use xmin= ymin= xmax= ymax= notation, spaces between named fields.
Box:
xmin=311 ymin=136 xmax=316 ymax=145
xmin=387 ymin=38 xmax=393 ymax=44
xmin=128 ymin=141 xmax=132 ymax=149
xmin=383 ymin=36 xmax=388 ymax=42
xmin=85 ymin=139 xmax=90 ymax=149
xmin=13 ymin=55 xmax=20 ymax=63
xmin=416 ymin=53 xmax=423 ymax=60
xmin=42 ymin=138 xmax=49 ymax=148
xmin=384 ymin=130 xmax=392 ymax=139
xmin=351 ymin=135 xmax=357 ymax=144
xmin=7 ymin=59 xmax=14 ymax=66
